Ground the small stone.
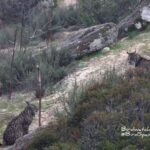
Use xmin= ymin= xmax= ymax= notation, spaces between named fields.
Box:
xmin=102 ymin=47 xmax=110 ymax=54
xmin=134 ymin=22 xmax=142 ymax=30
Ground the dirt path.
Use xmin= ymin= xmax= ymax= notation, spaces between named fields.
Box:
xmin=30 ymin=49 xmax=130 ymax=130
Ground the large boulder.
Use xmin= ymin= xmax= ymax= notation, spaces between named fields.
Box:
xmin=57 ymin=23 xmax=118 ymax=58
xmin=141 ymin=5 xmax=150 ymax=22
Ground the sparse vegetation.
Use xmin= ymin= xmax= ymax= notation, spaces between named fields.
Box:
xmin=0 ymin=46 xmax=74 ymax=94
xmin=52 ymin=6 xmax=79 ymax=28
xmin=0 ymin=0 xmax=150 ymax=149
xmin=127 ymin=31 xmax=140 ymax=40
xmin=0 ymin=0 xmax=147 ymax=50
xmin=0 ymin=25 xmax=17 ymax=48
xmin=25 ymin=62 xmax=150 ymax=150
xmin=27 ymin=129 xmax=58 ymax=150
xmin=78 ymin=0 xmax=140 ymax=26
xmin=110 ymin=43 xmax=123 ymax=51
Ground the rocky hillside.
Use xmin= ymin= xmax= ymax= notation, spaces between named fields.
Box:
xmin=24 ymin=59 xmax=150 ymax=150
xmin=1 ymin=27 xmax=150 ymax=150
xmin=0 ymin=0 xmax=150 ymax=150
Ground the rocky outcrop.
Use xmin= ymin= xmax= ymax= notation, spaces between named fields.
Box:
xmin=117 ymin=0 xmax=150 ymax=37
xmin=141 ymin=5 xmax=150 ymax=22
xmin=56 ymin=0 xmax=150 ymax=59
xmin=58 ymin=23 xmax=118 ymax=58
xmin=63 ymin=0 xmax=77 ymax=7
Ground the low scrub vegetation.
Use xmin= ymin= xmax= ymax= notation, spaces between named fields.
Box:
xmin=52 ymin=6 xmax=79 ymax=28
xmin=25 ymin=62 xmax=150 ymax=150
xmin=0 ymin=46 xmax=73 ymax=94
xmin=27 ymin=129 xmax=58 ymax=150
xmin=0 ymin=25 xmax=17 ymax=48
xmin=77 ymin=0 xmax=139 ymax=26
xmin=0 ymin=0 xmax=144 ymax=49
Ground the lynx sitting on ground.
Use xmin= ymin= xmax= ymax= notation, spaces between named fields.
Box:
xmin=127 ymin=51 xmax=150 ymax=68
xmin=3 ymin=102 xmax=38 ymax=145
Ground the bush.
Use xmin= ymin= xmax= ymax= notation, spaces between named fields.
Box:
xmin=127 ymin=31 xmax=140 ymax=40
xmin=0 ymin=25 xmax=16 ymax=48
xmin=44 ymin=142 xmax=80 ymax=150
xmin=25 ymin=0 xmax=142 ymax=31
xmin=24 ymin=64 xmax=150 ymax=150
xmin=0 ymin=46 xmax=73 ymax=93
xmin=122 ymin=145 xmax=136 ymax=150
xmin=78 ymin=0 xmax=140 ymax=26
xmin=0 ymin=23 xmax=34 ymax=49
xmin=52 ymin=6 xmax=79 ymax=28
xmin=98 ymin=141 xmax=116 ymax=150
xmin=68 ymin=65 xmax=150 ymax=150
xmin=27 ymin=130 xmax=58 ymax=150
xmin=0 ymin=0 xmax=41 ymax=23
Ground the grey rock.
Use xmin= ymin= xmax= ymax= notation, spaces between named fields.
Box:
xmin=57 ymin=23 xmax=118 ymax=58
xmin=141 ymin=6 xmax=150 ymax=22
xmin=102 ymin=47 xmax=111 ymax=54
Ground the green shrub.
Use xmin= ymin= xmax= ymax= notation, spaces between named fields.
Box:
xmin=52 ymin=6 xmax=79 ymax=28
xmin=122 ymin=145 xmax=136 ymax=150
xmin=68 ymin=66 xmax=150 ymax=150
xmin=27 ymin=130 xmax=58 ymax=150
xmin=127 ymin=31 xmax=139 ymax=40
xmin=78 ymin=0 xmax=139 ymax=26
xmin=98 ymin=140 xmax=116 ymax=150
xmin=44 ymin=142 xmax=80 ymax=150
xmin=0 ymin=46 xmax=73 ymax=93
xmin=110 ymin=43 xmax=123 ymax=51
xmin=145 ymin=24 xmax=150 ymax=32
xmin=25 ymin=61 xmax=150 ymax=150
xmin=0 ymin=25 xmax=16 ymax=48
xmin=0 ymin=23 xmax=35 ymax=49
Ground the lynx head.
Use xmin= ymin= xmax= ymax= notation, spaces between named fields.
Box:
xmin=25 ymin=101 xmax=38 ymax=116
xmin=127 ymin=50 xmax=141 ymax=67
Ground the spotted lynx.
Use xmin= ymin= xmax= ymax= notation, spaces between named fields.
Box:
xmin=127 ymin=51 xmax=150 ymax=68
xmin=3 ymin=102 xmax=38 ymax=145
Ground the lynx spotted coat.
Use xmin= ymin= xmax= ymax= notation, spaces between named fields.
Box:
xmin=3 ymin=102 xmax=38 ymax=145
